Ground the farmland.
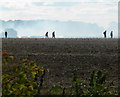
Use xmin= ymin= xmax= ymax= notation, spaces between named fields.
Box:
xmin=2 ymin=38 xmax=119 ymax=88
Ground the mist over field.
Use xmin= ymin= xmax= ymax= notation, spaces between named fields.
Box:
xmin=0 ymin=1 xmax=118 ymax=38
xmin=1 ymin=1 xmax=119 ymax=95
xmin=0 ymin=20 xmax=118 ymax=38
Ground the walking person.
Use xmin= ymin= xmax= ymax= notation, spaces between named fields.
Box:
xmin=45 ymin=32 xmax=48 ymax=38
xmin=110 ymin=31 xmax=113 ymax=38
xmin=52 ymin=31 xmax=55 ymax=38
xmin=5 ymin=31 xmax=7 ymax=38
xmin=103 ymin=30 xmax=107 ymax=38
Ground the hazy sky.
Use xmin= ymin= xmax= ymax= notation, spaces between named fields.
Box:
xmin=0 ymin=0 xmax=118 ymax=27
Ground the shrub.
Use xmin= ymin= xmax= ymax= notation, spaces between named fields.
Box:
xmin=2 ymin=52 xmax=118 ymax=96
xmin=2 ymin=52 xmax=45 ymax=96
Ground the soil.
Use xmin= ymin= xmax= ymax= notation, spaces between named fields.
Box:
xmin=2 ymin=38 xmax=119 ymax=88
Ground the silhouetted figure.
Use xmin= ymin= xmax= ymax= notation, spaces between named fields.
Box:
xmin=110 ymin=31 xmax=113 ymax=38
xmin=45 ymin=32 xmax=48 ymax=38
xmin=5 ymin=31 xmax=7 ymax=38
xmin=103 ymin=30 xmax=107 ymax=38
xmin=52 ymin=31 xmax=55 ymax=38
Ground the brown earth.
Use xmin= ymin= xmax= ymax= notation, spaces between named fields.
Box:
xmin=2 ymin=38 xmax=119 ymax=88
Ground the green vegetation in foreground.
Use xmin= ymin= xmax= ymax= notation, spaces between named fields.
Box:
xmin=2 ymin=52 xmax=118 ymax=96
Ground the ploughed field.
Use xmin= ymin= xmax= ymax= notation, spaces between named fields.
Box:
xmin=2 ymin=38 xmax=119 ymax=88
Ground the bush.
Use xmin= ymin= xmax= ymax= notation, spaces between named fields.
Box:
xmin=2 ymin=52 xmax=118 ymax=96
xmin=2 ymin=52 xmax=45 ymax=96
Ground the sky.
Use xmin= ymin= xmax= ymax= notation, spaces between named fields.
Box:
xmin=0 ymin=0 xmax=119 ymax=38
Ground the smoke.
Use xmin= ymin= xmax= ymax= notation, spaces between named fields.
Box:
xmin=106 ymin=21 xmax=118 ymax=38
xmin=0 ymin=28 xmax=18 ymax=38
xmin=0 ymin=20 xmax=114 ymax=38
